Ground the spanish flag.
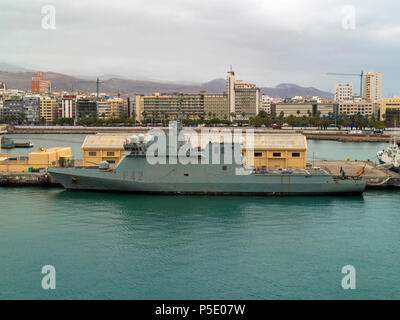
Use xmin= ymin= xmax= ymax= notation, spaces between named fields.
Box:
xmin=357 ymin=166 xmax=366 ymax=177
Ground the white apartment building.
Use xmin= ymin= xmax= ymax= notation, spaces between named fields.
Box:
xmin=261 ymin=95 xmax=273 ymax=113
xmin=60 ymin=95 xmax=76 ymax=119
xmin=334 ymin=82 xmax=353 ymax=102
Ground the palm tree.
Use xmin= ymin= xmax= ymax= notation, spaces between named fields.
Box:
xmin=141 ymin=111 xmax=147 ymax=123
xmin=131 ymin=111 xmax=136 ymax=125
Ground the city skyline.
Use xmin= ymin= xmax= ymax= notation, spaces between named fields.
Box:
xmin=1 ymin=0 xmax=399 ymax=96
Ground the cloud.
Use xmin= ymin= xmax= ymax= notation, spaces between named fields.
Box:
xmin=0 ymin=0 xmax=399 ymax=95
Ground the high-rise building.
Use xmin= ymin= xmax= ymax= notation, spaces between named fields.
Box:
xmin=40 ymin=97 xmax=59 ymax=123
xmin=226 ymin=68 xmax=260 ymax=120
xmin=31 ymin=72 xmax=51 ymax=94
xmin=59 ymin=95 xmax=76 ymax=119
xmin=362 ymin=71 xmax=383 ymax=103
xmin=109 ymin=98 xmax=129 ymax=119
xmin=261 ymin=95 xmax=273 ymax=114
xmin=1 ymin=97 xmax=25 ymax=120
xmin=234 ymin=81 xmax=260 ymax=119
xmin=334 ymin=82 xmax=353 ymax=102
xmin=135 ymin=92 xmax=206 ymax=122
xmin=204 ymin=94 xmax=228 ymax=120
xmin=23 ymin=96 xmax=40 ymax=124
xmin=97 ymin=98 xmax=129 ymax=120
xmin=338 ymin=100 xmax=376 ymax=117
xmin=76 ymin=98 xmax=97 ymax=121
xmin=227 ymin=67 xmax=235 ymax=120
xmin=97 ymin=100 xmax=111 ymax=119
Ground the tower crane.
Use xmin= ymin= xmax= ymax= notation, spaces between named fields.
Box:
xmin=326 ymin=71 xmax=364 ymax=97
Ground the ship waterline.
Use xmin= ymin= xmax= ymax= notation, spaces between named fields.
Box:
xmin=49 ymin=159 xmax=366 ymax=195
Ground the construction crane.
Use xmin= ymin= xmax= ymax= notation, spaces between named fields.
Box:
xmin=326 ymin=71 xmax=364 ymax=97
xmin=73 ymin=77 xmax=104 ymax=98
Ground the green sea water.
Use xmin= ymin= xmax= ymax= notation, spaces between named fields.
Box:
xmin=0 ymin=134 xmax=399 ymax=299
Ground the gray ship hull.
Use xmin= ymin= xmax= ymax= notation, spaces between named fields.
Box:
xmin=48 ymin=159 xmax=366 ymax=196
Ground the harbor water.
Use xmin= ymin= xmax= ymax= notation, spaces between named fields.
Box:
xmin=0 ymin=134 xmax=399 ymax=299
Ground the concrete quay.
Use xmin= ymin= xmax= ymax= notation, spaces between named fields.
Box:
xmin=9 ymin=126 xmax=399 ymax=143
xmin=0 ymin=172 xmax=61 ymax=187
xmin=314 ymin=160 xmax=400 ymax=189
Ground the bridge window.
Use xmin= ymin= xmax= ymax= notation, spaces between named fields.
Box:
xmin=107 ymin=152 xmax=115 ymax=156
xmin=88 ymin=151 xmax=97 ymax=157
xmin=273 ymin=152 xmax=281 ymax=157
xmin=254 ymin=152 xmax=262 ymax=157
xmin=292 ymin=153 xmax=301 ymax=157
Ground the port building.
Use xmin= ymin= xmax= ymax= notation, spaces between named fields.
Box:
xmin=242 ymin=134 xmax=307 ymax=171
xmin=0 ymin=146 xmax=72 ymax=173
xmin=81 ymin=134 xmax=131 ymax=167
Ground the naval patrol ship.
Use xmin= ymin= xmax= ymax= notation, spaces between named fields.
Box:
xmin=48 ymin=112 xmax=366 ymax=196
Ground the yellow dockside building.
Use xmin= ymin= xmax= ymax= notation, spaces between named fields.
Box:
xmin=0 ymin=137 xmax=72 ymax=172
xmin=243 ymin=134 xmax=307 ymax=170
xmin=81 ymin=134 xmax=131 ymax=167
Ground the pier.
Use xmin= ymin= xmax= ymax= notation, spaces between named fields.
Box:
xmin=8 ymin=126 xmax=400 ymax=143
xmin=314 ymin=160 xmax=400 ymax=189
xmin=0 ymin=172 xmax=60 ymax=187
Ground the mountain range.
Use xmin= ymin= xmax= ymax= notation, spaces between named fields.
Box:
xmin=0 ymin=66 xmax=333 ymax=99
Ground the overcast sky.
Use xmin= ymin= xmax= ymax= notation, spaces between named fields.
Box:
xmin=0 ymin=0 xmax=399 ymax=95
